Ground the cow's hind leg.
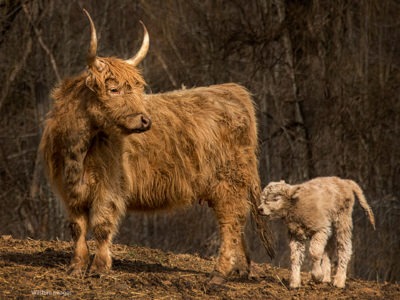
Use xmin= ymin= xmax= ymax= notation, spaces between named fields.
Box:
xmin=68 ymin=211 xmax=90 ymax=275
xmin=210 ymin=182 xmax=250 ymax=283
xmin=89 ymin=196 xmax=125 ymax=274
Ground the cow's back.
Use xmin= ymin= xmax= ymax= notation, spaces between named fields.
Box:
xmin=123 ymin=83 xmax=259 ymax=210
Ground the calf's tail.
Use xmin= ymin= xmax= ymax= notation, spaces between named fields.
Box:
xmin=348 ymin=180 xmax=376 ymax=230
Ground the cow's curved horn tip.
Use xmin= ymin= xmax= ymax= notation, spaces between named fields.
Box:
xmin=138 ymin=21 xmax=148 ymax=35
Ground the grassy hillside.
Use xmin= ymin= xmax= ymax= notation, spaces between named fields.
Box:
xmin=0 ymin=236 xmax=398 ymax=299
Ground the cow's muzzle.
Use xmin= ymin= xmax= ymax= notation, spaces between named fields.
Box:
xmin=120 ymin=113 xmax=152 ymax=134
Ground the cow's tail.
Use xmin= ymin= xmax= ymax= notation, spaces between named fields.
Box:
xmin=250 ymin=182 xmax=275 ymax=259
xmin=347 ymin=180 xmax=376 ymax=230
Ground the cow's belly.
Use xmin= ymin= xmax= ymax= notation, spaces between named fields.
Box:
xmin=125 ymin=173 xmax=197 ymax=211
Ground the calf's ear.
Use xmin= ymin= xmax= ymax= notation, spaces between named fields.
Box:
xmin=288 ymin=186 xmax=300 ymax=201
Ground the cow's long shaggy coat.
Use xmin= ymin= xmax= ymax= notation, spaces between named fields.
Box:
xmin=39 ymin=10 xmax=273 ymax=282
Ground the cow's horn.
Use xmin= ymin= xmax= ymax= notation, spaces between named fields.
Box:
xmin=126 ymin=21 xmax=149 ymax=66
xmin=83 ymin=9 xmax=103 ymax=70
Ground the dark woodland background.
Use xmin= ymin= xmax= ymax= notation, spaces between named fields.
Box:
xmin=0 ymin=0 xmax=399 ymax=283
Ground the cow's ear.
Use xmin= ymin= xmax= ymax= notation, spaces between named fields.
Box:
xmin=85 ymin=72 xmax=96 ymax=92
xmin=85 ymin=71 xmax=103 ymax=93
xmin=86 ymin=79 xmax=94 ymax=92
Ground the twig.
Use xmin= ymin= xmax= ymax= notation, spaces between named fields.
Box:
xmin=0 ymin=38 xmax=32 ymax=112
xmin=153 ymin=50 xmax=177 ymax=87
xmin=276 ymin=275 xmax=289 ymax=290
xmin=22 ymin=3 xmax=61 ymax=82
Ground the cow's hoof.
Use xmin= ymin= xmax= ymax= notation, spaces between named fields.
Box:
xmin=88 ymin=256 xmax=111 ymax=276
xmin=208 ymin=272 xmax=226 ymax=285
xmin=236 ymin=268 xmax=250 ymax=279
xmin=67 ymin=265 xmax=86 ymax=277
xmin=88 ymin=265 xmax=110 ymax=276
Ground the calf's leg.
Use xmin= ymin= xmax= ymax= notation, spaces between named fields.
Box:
xmin=321 ymin=236 xmax=335 ymax=283
xmin=309 ymin=229 xmax=331 ymax=283
xmin=321 ymin=252 xmax=332 ymax=283
xmin=333 ymin=216 xmax=353 ymax=288
xmin=289 ymin=238 xmax=306 ymax=288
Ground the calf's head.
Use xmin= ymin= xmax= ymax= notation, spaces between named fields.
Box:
xmin=258 ymin=180 xmax=298 ymax=219
xmin=83 ymin=9 xmax=151 ymax=134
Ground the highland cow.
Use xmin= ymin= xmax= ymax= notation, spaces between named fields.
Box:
xmin=258 ymin=177 xmax=375 ymax=288
xmin=39 ymin=10 xmax=273 ymax=282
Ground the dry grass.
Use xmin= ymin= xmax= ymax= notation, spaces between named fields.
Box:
xmin=1 ymin=236 xmax=399 ymax=299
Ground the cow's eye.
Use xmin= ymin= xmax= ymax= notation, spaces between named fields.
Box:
xmin=109 ymin=88 xmax=123 ymax=96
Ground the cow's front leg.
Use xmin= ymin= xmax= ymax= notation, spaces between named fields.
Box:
xmin=89 ymin=197 xmax=124 ymax=274
xmin=90 ymin=222 xmax=114 ymax=274
xmin=68 ymin=212 xmax=89 ymax=275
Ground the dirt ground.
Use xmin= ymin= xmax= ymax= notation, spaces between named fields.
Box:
xmin=0 ymin=236 xmax=398 ymax=299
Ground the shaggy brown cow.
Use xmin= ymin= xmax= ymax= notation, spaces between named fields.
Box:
xmin=39 ymin=10 xmax=273 ymax=282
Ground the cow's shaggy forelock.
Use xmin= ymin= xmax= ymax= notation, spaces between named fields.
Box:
xmin=86 ymin=57 xmax=146 ymax=96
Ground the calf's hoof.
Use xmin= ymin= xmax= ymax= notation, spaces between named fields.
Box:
xmin=289 ymin=279 xmax=301 ymax=289
xmin=289 ymin=283 xmax=301 ymax=289
xmin=322 ymin=276 xmax=331 ymax=283
xmin=311 ymin=272 xmax=324 ymax=283
xmin=333 ymin=279 xmax=346 ymax=288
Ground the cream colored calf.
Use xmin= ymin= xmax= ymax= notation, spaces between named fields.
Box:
xmin=258 ymin=177 xmax=375 ymax=288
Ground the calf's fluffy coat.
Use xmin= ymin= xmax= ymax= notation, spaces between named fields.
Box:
xmin=258 ymin=176 xmax=375 ymax=288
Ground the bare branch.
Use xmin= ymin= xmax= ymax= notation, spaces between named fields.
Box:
xmin=153 ymin=50 xmax=178 ymax=87
xmin=22 ymin=3 xmax=61 ymax=82
xmin=0 ymin=37 xmax=32 ymax=111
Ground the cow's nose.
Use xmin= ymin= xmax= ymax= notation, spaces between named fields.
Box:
xmin=141 ymin=115 xmax=152 ymax=130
